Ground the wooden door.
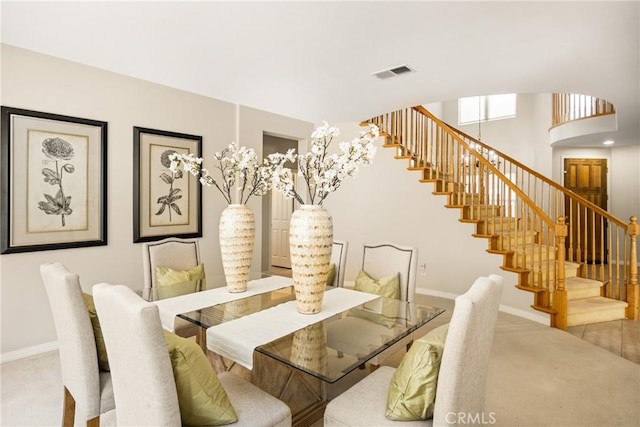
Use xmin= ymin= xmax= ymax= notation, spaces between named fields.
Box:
xmin=270 ymin=179 xmax=295 ymax=268
xmin=563 ymin=158 xmax=608 ymax=263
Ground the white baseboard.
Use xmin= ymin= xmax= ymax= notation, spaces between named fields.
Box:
xmin=416 ymin=288 xmax=548 ymax=325
xmin=498 ymin=304 xmax=548 ymax=325
xmin=416 ymin=288 xmax=458 ymax=300
xmin=0 ymin=341 xmax=58 ymax=364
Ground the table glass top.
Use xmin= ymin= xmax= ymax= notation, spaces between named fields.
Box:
xmin=168 ymin=277 xmax=443 ymax=383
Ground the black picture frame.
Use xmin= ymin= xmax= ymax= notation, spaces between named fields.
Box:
xmin=1 ymin=106 xmax=108 ymax=254
xmin=133 ymin=126 xmax=202 ymax=243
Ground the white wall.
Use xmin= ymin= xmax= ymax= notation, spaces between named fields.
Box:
xmin=441 ymin=94 xmax=547 ymax=171
xmin=0 ymin=45 xmax=312 ymax=356
xmin=610 ymin=145 xmax=640 ymax=224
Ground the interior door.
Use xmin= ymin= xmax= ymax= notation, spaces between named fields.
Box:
xmin=563 ymin=158 xmax=608 ymax=263
xmin=270 ymin=180 xmax=294 ymax=268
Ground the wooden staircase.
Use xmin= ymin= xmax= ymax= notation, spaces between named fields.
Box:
xmin=363 ymin=106 xmax=639 ymax=329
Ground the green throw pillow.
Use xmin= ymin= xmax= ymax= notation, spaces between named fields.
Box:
xmin=82 ymin=293 xmax=110 ymax=372
xmin=349 ymin=270 xmax=400 ymax=328
xmin=326 ymin=263 xmax=336 ymax=287
xmin=163 ymin=331 xmax=238 ymax=426
xmin=386 ymin=323 xmax=449 ymax=421
xmin=156 ymin=264 xmax=205 ymax=299
xmin=156 ymin=263 xmax=205 ymax=288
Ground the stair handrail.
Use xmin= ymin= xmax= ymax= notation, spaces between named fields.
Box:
xmin=431 ymin=106 xmax=635 ymax=310
xmin=410 ymin=105 xmax=556 ymax=228
xmin=364 ymin=104 xmax=639 ymax=325
xmin=437 ymin=112 xmax=628 ymax=229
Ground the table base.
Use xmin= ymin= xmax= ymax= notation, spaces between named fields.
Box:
xmin=207 ymin=350 xmax=328 ymax=427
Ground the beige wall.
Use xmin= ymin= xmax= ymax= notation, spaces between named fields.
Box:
xmin=0 ymin=45 xmax=312 ymax=356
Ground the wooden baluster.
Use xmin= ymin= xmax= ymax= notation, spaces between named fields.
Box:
xmin=608 ymin=225 xmax=614 ymax=299
xmin=626 ymin=216 xmax=639 ymax=319
xmin=554 ymin=216 xmax=568 ymax=329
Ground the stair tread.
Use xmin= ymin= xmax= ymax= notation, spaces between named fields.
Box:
xmin=488 ymin=249 xmax=511 ymax=255
xmin=472 ymin=233 xmax=493 ymax=238
xmin=493 ymin=230 xmax=537 ymax=237
xmin=565 ymin=276 xmax=604 ymax=290
xmin=568 ymin=297 xmax=628 ymax=313
xmin=482 ymin=216 xmax=518 ymax=221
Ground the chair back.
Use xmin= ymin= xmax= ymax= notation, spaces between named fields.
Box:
xmin=40 ymin=262 xmax=102 ymax=419
xmin=142 ymin=237 xmax=201 ymax=289
xmin=432 ymin=275 xmax=503 ymax=426
xmin=92 ymin=283 xmax=181 ymax=426
xmin=330 ymin=240 xmax=348 ymax=287
xmin=361 ymin=242 xmax=418 ymax=303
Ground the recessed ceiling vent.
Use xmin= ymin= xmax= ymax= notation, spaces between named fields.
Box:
xmin=372 ymin=64 xmax=415 ymax=79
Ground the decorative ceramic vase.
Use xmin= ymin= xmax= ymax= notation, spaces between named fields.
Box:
xmin=290 ymin=323 xmax=328 ymax=375
xmin=219 ymin=204 xmax=255 ymax=293
xmin=289 ymin=205 xmax=333 ymax=314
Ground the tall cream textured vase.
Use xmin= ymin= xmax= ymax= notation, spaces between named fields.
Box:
xmin=219 ymin=204 xmax=255 ymax=293
xmin=289 ymin=205 xmax=333 ymax=314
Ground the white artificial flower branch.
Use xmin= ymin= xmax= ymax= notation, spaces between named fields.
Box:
xmin=270 ymin=122 xmax=379 ymax=206
xmin=168 ymin=122 xmax=378 ymax=207
xmin=169 ymin=141 xmax=286 ymax=205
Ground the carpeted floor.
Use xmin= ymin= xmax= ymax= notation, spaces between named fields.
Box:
xmin=1 ymin=296 xmax=638 ymax=426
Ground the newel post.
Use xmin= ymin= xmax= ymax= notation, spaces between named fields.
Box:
xmin=553 ymin=217 xmax=568 ymax=329
xmin=626 ymin=216 xmax=639 ymax=320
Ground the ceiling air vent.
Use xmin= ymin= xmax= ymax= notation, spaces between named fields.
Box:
xmin=372 ymin=64 xmax=415 ymax=79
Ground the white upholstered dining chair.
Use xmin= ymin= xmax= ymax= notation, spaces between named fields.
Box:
xmin=141 ymin=237 xmax=201 ymax=290
xmin=326 ymin=242 xmax=418 ymax=367
xmin=324 ymin=274 xmax=504 ymax=426
xmin=92 ymin=282 xmax=292 ymax=427
xmin=330 ymin=240 xmax=349 ymax=288
xmin=361 ymin=242 xmax=418 ymax=303
xmin=40 ymin=262 xmax=115 ymax=427
xmin=141 ymin=237 xmax=202 ymax=339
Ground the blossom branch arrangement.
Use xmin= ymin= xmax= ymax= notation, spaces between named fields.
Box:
xmin=269 ymin=122 xmax=379 ymax=205
xmin=169 ymin=141 xmax=280 ymax=205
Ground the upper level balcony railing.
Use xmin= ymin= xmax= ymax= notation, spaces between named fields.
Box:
xmin=551 ymin=93 xmax=616 ymax=128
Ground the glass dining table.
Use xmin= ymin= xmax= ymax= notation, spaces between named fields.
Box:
xmin=144 ymin=273 xmax=445 ymax=426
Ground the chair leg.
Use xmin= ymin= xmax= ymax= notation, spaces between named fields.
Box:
xmin=87 ymin=416 xmax=100 ymax=427
xmin=62 ymin=387 xmax=75 ymax=427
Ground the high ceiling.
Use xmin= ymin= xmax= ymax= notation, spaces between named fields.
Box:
xmin=2 ymin=1 xmax=639 ymax=146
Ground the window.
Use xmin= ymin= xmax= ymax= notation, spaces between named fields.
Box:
xmin=458 ymin=94 xmax=517 ymax=125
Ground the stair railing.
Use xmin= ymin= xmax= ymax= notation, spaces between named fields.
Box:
xmin=364 ymin=106 xmax=638 ymax=324
xmin=551 ymin=93 xmax=616 ymax=128
xmin=445 ymin=118 xmax=637 ymax=315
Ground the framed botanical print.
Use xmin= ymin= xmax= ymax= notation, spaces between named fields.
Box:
xmin=133 ymin=126 xmax=202 ymax=242
xmin=1 ymin=106 xmax=108 ymax=254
